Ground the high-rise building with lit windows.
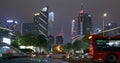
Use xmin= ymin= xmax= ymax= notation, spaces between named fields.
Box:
xmin=48 ymin=12 xmax=54 ymax=35
xmin=33 ymin=6 xmax=49 ymax=37
xmin=71 ymin=19 xmax=76 ymax=40
xmin=78 ymin=10 xmax=92 ymax=35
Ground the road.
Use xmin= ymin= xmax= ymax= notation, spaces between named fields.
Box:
xmin=43 ymin=58 xmax=68 ymax=63
xmin=0 ymin=57 xmax=69 ymax=63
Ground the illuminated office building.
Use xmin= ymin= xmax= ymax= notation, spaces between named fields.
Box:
xmin=78 ymin=10 xmax=92 ymax=35
xmin=33 ymin=6 xmax=49 ymax=37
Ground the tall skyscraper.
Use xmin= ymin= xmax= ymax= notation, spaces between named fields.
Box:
xmin=48 ymin=12 xmax=54 ymax=35
xmin=71 ymin=19 xmax=76 ymax=40
xmin=78 ymin=10 xmax=92 ymax=35
xmin=33 ymin=6 xmax=49 ymax=37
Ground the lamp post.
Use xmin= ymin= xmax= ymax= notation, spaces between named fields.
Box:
xmin=103 ymin=13 xmax=107 ymax=36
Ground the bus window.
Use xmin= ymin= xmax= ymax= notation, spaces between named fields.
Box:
xmin=96 ymin=39 xmax=120 ymax=51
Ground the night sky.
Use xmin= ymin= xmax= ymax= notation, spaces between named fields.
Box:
xmin=0 ymin=0 xmax=120 ymax=43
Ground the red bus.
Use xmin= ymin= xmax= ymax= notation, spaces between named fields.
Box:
xmin=89 ymin=35 xmax=120 ymax=63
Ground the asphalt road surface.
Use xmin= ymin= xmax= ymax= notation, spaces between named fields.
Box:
xmin=0 ymin=57 xmax=68 ymax=63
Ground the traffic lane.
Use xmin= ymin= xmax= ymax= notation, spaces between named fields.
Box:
xmin=0 ymin=57 xmax=69 ymax=63
xmin=1 ymin=58 xmax=40 ymax=63
xmin=43 ymin=58 xmax=69 ymax=63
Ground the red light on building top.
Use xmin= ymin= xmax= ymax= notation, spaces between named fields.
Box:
xmin=58 ymin=34 xmax=63 ymax=36
xmin=80 ymin=10 xmax=84 ymax=14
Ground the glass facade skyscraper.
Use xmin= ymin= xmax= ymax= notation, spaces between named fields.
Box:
xmin=78 ymin=10 xmax=92 ymax=35
xmin=33 ymin=6 xmax=49 ymax=37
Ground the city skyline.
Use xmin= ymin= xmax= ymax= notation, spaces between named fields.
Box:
xmin=0 ymin=0 xmax=120 ymax=42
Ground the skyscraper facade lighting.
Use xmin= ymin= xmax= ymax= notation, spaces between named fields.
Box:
xmin=71 ymin=19 xmax=75 ymax=41
xmin=78 ymin=10 xmax=92 ymax=35
xmin=33 ymin=6 xmax=49 ymax=37
xmin=48 ymin=12 xmax=54 ymax=35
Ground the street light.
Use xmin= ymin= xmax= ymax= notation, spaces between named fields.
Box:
xmin=103 ymin=13 xmax=107 ymax=36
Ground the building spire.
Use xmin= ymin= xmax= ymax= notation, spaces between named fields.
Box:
xmin=80 ymin=0 xmax=84 ymax=14
xmin=81 ymin=1 xmax=83 ymax=10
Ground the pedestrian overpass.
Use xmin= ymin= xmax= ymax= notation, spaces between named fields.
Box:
xmin=72 ymin=26 xmax=120 ymax=43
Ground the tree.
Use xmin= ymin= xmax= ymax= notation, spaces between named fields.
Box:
xmin=18 ymin=36 xmax=27 ymax=46
xmin=24 ymin=33 xmax=38 ymax=46
xmin=64 ymin=43 xmax=73 ymax=53
xmin=11 ymin=33 xmax=23 ymax=48
xmin=11 ymin=33 xmax=39 ymax=48
xmin=37 ymin=34 xmax=48 ymax=52
xmin=80 ymin=35 xmax=90 ymax=49
xmin=73 ymin=40 xmax=81 ymax=51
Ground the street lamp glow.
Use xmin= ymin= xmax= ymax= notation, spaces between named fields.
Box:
xmin=72 ymin=19 xmax=75 ymax=23
xmin=103 ymin=13 xmax=107 ymax=17
xmin=108 ymin=23 xmax=111 ymax=26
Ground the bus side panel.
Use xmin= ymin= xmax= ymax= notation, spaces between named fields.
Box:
xmin=93 ymin=52 xmax=107 ymax=62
